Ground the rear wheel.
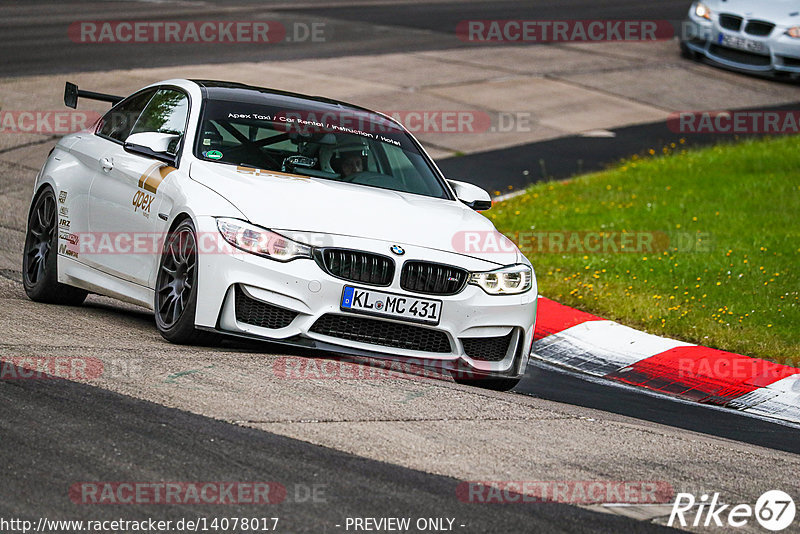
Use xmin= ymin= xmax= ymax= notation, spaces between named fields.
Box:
xmin=22 ymin=188 xmax=88 ymax=305
xmin=154 ymin=219 xmax=218 ymax=345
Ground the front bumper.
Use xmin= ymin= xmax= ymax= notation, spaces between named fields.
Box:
xmin=682 ymin=15 xmax=800 ymax=76
xmin=193 ymin=216 xmax=537 ymax=378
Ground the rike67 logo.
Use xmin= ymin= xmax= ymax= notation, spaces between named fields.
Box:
xmin=669 ymin=490 xmax=796 ymax=531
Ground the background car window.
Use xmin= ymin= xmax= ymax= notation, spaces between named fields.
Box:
xmin=130 ymin=89 xmax=189 ymax=154
xmin=97 ymin=88 xmax=156 ymax=143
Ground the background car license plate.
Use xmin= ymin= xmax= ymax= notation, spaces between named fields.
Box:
xmin=341 ymin=286 xmax=441 ymax=325
xmin=718 ymin=33 xmax=766 ymax=54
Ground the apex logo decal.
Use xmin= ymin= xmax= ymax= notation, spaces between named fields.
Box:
xmin=132 ymin=191 xmax=155 ymax=215
xmin=132 ymin=163 xmax=175 ymax=217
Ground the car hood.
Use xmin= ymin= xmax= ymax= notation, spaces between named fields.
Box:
xmin=190 ymin=161 xmax=519 ymax=265
xmin=709 ymin=0 xmax=800 ymax=24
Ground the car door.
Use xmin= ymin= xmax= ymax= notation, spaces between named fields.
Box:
xmin=60 ymin=88 xmax=156 ymax=265
xmin=87 ymin=87 xmax=189 ymax=286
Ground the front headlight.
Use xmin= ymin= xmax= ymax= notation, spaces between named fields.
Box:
xmin=787 ymin=26 xmax=800 ymax=39
xmin=695 ymin=2 xmax=712 ymax=20
xmin=216 ymin=218 xmax=312 ymax=262
xmin=470 ymin=264 xmax=533 ymax=295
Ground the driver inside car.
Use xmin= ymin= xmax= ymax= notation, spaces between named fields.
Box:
xmin=330 ymin=142 xmax=369 ymax=179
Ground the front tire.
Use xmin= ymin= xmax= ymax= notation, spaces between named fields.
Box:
xmin=154 ymin=219 xmax=218 ymax=345
xmin=22 ymin=187 xmax=88 ymax=305
xmin=680 ymin=41 xmax=699 ymax=61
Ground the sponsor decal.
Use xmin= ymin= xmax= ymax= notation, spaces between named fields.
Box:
xmin=59 ymin=232 xmax=80 ymax=258
xmin=58 ymin=190 xmax=68 ymax=204
xmin=132 ymin=191 xmax=155 ymax=216
xmin=668 ymin=490 xmax=795 ymax=531
xmin=59 ymin=243 xmax=79 ymax=258
xmin=59 ymin=206 xmax=69 ymax=216
xmin=58 ymin=218 xmax=71 ymax=230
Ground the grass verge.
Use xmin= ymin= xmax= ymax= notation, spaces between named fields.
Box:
xmin=490 ymin=136 xmax=799 ymax=366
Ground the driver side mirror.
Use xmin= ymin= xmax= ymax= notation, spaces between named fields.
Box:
xmin=124 ymin=132 xmax=180 ymax=166
xmin=448 ymin=180 xmax=493 ymax=211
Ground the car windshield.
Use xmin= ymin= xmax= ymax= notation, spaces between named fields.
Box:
xmin=195 ymin=98 xmax=449 ymax=199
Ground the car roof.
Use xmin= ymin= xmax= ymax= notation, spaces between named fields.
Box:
xmin=191 ymin=80 xmax=397 ymax=122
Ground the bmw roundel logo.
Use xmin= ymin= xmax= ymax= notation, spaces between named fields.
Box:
xmin=390 ymin=245 xmax=405 ymax=256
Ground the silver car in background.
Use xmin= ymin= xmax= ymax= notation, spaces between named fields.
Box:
xmin=681 ymin=0 xmax=800 ymax=79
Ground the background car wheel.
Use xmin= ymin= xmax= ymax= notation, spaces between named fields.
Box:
xmin=453 ymin=375 xmax=521 ymax=392
xmin=679 ymin=41 xmax=699 ymax=60
xmin=154 ymin=219 xmax=219 ymax=345
xmin=22 ymin=187 xmax=88 ymax=305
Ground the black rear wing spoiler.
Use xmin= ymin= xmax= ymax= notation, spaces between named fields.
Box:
xmin=64 ymin=82 xmax=123 ymax=109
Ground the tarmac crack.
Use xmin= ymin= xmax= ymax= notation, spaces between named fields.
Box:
xmin=234 ymin=415 xmax=572 ymax=424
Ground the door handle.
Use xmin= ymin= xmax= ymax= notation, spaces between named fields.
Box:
xmin=100 ymin=157 xmax=113 ymax=172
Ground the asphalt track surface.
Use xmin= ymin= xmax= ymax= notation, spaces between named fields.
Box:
xmin=2 ymin=1 xmax=800 ymax=532
xmin=437 ymin=103 xmax=800 ymax=193
xmin=1 ymin=0 xmax=691 ymax=77
xmin=1 ymin=375 xmax=674 ymax=533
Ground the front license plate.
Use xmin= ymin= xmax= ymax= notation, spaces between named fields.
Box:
xmin=340 ymin=286 xmax=442 ymax=325
xmin=718 ymin=33 xmax=766 ymax=54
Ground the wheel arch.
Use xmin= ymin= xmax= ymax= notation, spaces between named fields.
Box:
xmin=28 ymin=181 xmax=57 ymax=221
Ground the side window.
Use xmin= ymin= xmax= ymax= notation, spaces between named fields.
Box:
xmin=130 ymin=89 xmax=189 ymax=154
xmin=97 ymin=89 xmax=156 ymax=143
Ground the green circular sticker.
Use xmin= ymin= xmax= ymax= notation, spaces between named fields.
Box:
xmin=206 ymin=150 xmax=223 ymax=160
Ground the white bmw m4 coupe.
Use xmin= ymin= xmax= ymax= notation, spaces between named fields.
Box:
xmin=681 ymin=0 xmax=800 ymax=78
xmin=23 ymin=79 xmax=537 ymax=390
